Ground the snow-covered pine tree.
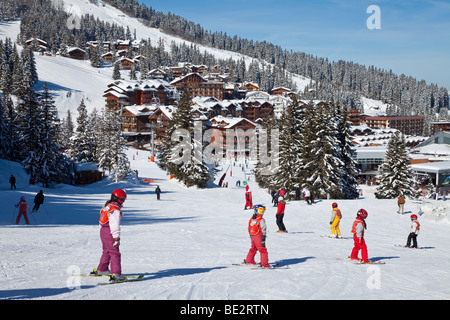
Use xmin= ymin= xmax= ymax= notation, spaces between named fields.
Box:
xmin=57 ymin=109 xmax=74 ymax=149
xmin=96 ymin=107 xmax=130 ymax=182
xmin=297 ymin=100 xmax=316 ymax=193
xmin=335 ymin=103 xmax=359 ymax=199
xmin=159 ymin=91 xmax=210 ymax=188
xmin=253 ymin=115 xmax=277 ymax=191
xmin=376 ymin=131 xmax=417 ymax=199
xmin=271 ymin=98 xmax=300 ymax=199
xmin=305 ymin=101 xmax=343 ymax=199
xmin=16 ymin=85 xmax=43 ymax=181
xmin=0 ymin=94 xmax=20 ymax=161
xmin=112 ymin=62 xmax=121 ymax=80
xmin=37 ymin=83 xmax=72 ymax=185
xmin=67 ymin=99 xmax=96 ymax=163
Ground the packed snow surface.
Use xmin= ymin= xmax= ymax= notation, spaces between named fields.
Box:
xmin=1 ymin=148 xmax=450 ymax=300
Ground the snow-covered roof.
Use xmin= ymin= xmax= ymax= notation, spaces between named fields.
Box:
xmin=354 ymin=146 xmax=387 ymax=159
xmin=410 ymin=161 xmax=450 ymax=174
xmin=209 ymin=115 xmax=257 ymax=129
xmin=124 ymin=105 xmax=157 ymax=116
xmin=74 ymin=162 xmax=98 ymax=172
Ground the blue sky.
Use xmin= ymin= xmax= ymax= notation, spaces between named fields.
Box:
xmin=139 ymin=0 xmax=450 ymax=90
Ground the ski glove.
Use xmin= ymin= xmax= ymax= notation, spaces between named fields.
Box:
xmin=113 ymin=238 xmax=120 ymax=247
xmin=261 ymin=235 xmax=266 ymax=247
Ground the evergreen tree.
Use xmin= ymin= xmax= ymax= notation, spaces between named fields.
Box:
xmin=68 ymin=99 xmax=96 ymax=163
xmin=159 ymin=91 xmax=210 ymax=188
xmin=96 ymin=107 xmax=130 ymax=182
xmin=112 ymin=62 xmax=121 ymax=80
xmin=36 ymin=83 xmax=71 ymax=186
xmin=271 ymin=101 xmax=300 ymax=199
xmin=16 ymin=86 xmax=43 ymax=180
xmin=0 ymin=94 xmax=20 ymax=160
xmin=376 ymin=131 xmax=417 ymax=199
xmin=306 ymin=102 xmax=343 ymax=199
xmin=335 ymin=103 xmax=359 ymax=199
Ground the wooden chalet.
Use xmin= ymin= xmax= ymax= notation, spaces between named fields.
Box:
xmin=116 ymin=57 xmax=135 ymax=70
xmin=74 ymin=162 xmax=103 ymax=185
xmin=148 ymin=106 xmax=177 ymax=149
xmin=101 ymin=52 xmax=114 ymax=63
xmin=67 ymin=47 xmax=87 ymax=60
xmin=104 ymin=80 xmax=175 ymax=112
xmin=170 ymin=72 xmax=224 ymax=100
xmin=271 ymin=87 xmax=292 ymax=96
xmin=207 ymin=116 xmax=258 ymax=159
xmin=25 ymin=38 xmax=48 ymax=52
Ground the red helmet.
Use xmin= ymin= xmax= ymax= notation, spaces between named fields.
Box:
xmin=332 ymin=202 xmax=338 ymax=208
xmin=111 ymin=189 xmax=127 ymax=205
xmin=357 ymin=209 xmax=368 ymax=219
xmin=411 ymin=214 xmax=418 ymax=220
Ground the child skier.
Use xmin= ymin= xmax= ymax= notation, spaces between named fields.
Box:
xmin=330 ymin=202 xmax=342 ymax=238
xmin=246 ymin=205 xmax=270 ymax=268
xmin=244 ymin=185 xmax=253 ymax=210
xmin=15 ymin=196 xmax=30 ymax=225
xmin=350 ymin=209 xmax=370 ymax=263
xmin=406 ymin=214 xmax=420 ymax=248
xmin=276 ymin=196 xmax=287 ymax=233
xmin=91 ymin=189 xmax=127 ymax=281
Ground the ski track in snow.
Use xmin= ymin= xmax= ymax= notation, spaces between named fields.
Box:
xmin=1 ymin=148 xmax=450 ymax=300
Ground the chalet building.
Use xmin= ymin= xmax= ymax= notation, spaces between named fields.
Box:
xmin=271 ymin=87 xmax=292 ymax=96
xmin=170 ymin=73 xmax=224 ymax=101
xmin=239 ymin=100 xmax=274 ymax=122
xmin=192 ymin=97 xmax=242 ymax=119
xmin=364 ymin=115 xmax=425 ymax=136
xmin=242 ymin=82 xmax=259 ymax=92
xmin=116 ymin=57 xmax=135 ymax=70
xmin=104 ymin=80 xmax=175 ymax=112
xmin=348 ymin=109 xmax=363 ymax=126
xmin=87 ymin=40 xmax=112 ymax=52
xmin=25 ymin=38 xmax=48 ymax=52
xmin=121 ymin=105 xmax=156 ymax=135
xmin=67 ymin=47 xmax=87 ymax=60
xmin=101 ymin=52 xmax=114 ymax=63
xmin=430 ymin=121 xmax=450 ymax=135
xmin=207 ymin=116 xmax=258 ymax=159
xmin=148 ymin=106 xmax=177 ymax=149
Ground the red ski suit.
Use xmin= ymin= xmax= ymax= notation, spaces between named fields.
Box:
xmin=350 ymin=217 xmax=368 ymax=261
xmin=15 ymin=198 xmax=30 ymax=225
xmin=246 ymin=216 xmax=269 ymax=266
xmin=244 ymin=191 xmax=253 ymax=210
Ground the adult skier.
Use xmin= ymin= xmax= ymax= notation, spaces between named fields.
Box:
xmin=276 ymin=196 xmax=287 ymax=233
xmin=350 ymin=209 xmax=370 ymax=263
xmin=155 ymin=185 xmax=161 ymax=200
xmin=244 ymin=185 xmax=253 ymax=210
xmin=330 ymin=203 xmax=342 ymax=238
xmin=91 ymin=189 xmax=127 ymax=281
xmin=32 ymin=190 xmax=44 ymax=212
xmin=15 ymin=196 xmax=30 ymax=225
xmin=246 ymin=205 xmax=270 ymax=268
xmin=406 ymin=214 xmax=420 ymax=248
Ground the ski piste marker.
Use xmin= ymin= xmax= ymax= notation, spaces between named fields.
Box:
xmin=98 ymin=274 xmax=145 ymax=285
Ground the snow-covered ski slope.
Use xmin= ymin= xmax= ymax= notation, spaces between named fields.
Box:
xmin=1 ymin=148 xmax=450 ymax=300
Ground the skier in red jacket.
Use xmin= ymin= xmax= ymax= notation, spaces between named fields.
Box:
xmin=246 ymin=205 xmax=270 ymax=268
xmin=15 ymin=196 xmax=30 ymax=225
xmin=244 ymin=185 xmax=253 ymax=210
xmin=350 ymin=209 xmax=370 ymax=263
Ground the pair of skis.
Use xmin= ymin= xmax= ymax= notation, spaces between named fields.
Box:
xmin=337 ymin=257 xmax=386 ymax=265
xmin=232 ymin=261 xmax=290 ymax=269
xmin=73 ymin=270 xmax=145 ymax=285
